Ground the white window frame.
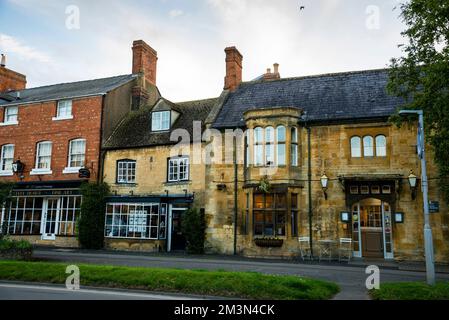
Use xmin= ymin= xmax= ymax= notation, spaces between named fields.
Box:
xmin=376 ymin=135 xmax=387 ymax=157
xmin=117 ymin=160 xmax=137 ymax=184
xmin=63 ymin=139 xmax=86 ymax=174
xmin=254 ymin=127 xmax=264 ymax=167
xmin=168 ymin=157 xmax=189 ymax=182
xmin=152 ymin=111 xmax=170 ymax=131
xmin=291 ymin=127 xmax=298 ymax=167
xmin=0 ymin=144 xmax=14 ymax=176
xmin=1 ymin=106 xmax=19 ymax=126
xmin=350 ymin=136 xmax=362 ymax=158
xmin=53 ymin=100 xmax=73 ymax=121
xmin=31 ymin=141 xmax=53 ymax=175
xmin=276 ymin=126 xmax=286 ymax=166
xmin=265 ymin=127 xmax=275 ymax=166
xmin=363 ymin=136 xmax=374 ymax=157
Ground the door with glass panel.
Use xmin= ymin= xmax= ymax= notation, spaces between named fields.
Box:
xmin=42 ymin=198 xmax=60 ymax=240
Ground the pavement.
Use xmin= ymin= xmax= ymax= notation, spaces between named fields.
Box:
xmin=22 ymin=247 xmax=449 ymax=300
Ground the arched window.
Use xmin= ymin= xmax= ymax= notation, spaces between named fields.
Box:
xmin=35 ymin=141 xmax=52 ymax=169
xmin=265 ymin=127 xmax=274 ymax=166
xmin=363 ymin=136 xmax=374 ymax=157
xmin=376 ymin=135 xmax=387 ymax=157
xmin=350 ymin=136 xmax=361 ymax=158
xmin=254 ymin=127 xmax=264 ymax=166
xmin=276 ymin=126 xmax=286 ymax=166
xmin=291 ymin=127 xmax=298 ymax=166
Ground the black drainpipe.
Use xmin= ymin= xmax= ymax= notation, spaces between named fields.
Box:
xmin=233 ymin=137 xmax=238 ymax=255
xmin=307 ymin=125 xmax=314 ymax=258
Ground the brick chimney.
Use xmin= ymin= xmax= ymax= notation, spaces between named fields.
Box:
xmin=263 ymin=63 xmax=281 ymax=81
xmin=132 ymin=40 xmax=158 ymax=86
xmin=224 ymin=46 xmax=243 ymax=91
xmin=0 ymin=54 xmax=27 ymax=92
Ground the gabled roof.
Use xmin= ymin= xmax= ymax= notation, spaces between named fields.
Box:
xmin=213 ymin=68 xmax=403 ymax=128
xmin=103 ymin=97 xmax=219 ymax=149
xmin=0 ymin=74 xmax=137 ymax=107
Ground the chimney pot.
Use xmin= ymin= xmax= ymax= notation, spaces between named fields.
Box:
xmin=273 ymin=63 xmax=279 ymax=74
xmin=266 ymin=68 xmax=271 ymax=74
xmin=0 ymin=54 xmax=5 ymax=67
xmin=224 ymin=46 xmax=243 ymax=91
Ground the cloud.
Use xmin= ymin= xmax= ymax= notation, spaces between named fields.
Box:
xmin=0 ymin=34 xmax=51 ymax=63
xmin=169 ymin=9 xmax=184 ymax=18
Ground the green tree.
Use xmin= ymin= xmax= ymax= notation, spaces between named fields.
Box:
xmin=78 ymin=182 xmax=110 ymax=249
xmin=388 ymin=0 xmax=449 ymax=199
xmin=181 ymin=208 xmax=206 ymax=254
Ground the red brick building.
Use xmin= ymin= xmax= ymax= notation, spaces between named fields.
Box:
xmin=0 ymin=41 xmax=159 ymax=246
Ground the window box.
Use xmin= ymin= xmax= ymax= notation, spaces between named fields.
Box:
xmin=254 ymin=237 xmax=284 ymax=247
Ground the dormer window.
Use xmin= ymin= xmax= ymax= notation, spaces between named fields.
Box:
xmin=152 ymin=111 xmax=170 ymax=131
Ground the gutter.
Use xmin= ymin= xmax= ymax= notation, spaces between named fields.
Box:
xmin=233 ymin=138 xmax=238 ymax=255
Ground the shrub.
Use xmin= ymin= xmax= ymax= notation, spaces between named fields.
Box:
xmin=0 ymin=239 xmax=33 ymax=260
xmin=181 ymin=208 xmax=206 ymax=254
xmin=78 ymin=182 xmax=110 ymax=249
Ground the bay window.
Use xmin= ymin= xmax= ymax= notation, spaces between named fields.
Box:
xmin=253 ymin=193 xmax=286 ymax=237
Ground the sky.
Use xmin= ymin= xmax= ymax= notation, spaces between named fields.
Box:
xmin=0 ymin=0 xmax=407 ymax=102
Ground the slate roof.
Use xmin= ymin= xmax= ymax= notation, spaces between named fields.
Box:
xmin=213 ymin=68 xmax=403 ymax=128
xmin=0 ymin=74 xmax=137 ymax=106
xmin=103 ymin=97 xmax=219 ymax=149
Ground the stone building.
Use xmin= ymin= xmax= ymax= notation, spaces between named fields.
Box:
xmin=205 ymin=47 xmax=449 ymax=263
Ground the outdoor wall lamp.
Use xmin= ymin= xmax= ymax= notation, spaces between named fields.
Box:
xmin=12 ymin=159 xmax=25 ymax=179
xmin=408 ymin=170 xmax=418 ymax=200
xmin=320 ymin=173 xmax=329 ymax=200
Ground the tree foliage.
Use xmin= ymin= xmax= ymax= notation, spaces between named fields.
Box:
xmin=388 ymin=0 xmax=449 ymax=199
xmin=78 ymin=182 xmax=110 ymax=249
xmin=181 ymin=208 xmax=206 ymax=254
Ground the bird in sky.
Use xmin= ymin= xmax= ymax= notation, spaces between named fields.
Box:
xmin=300 ymin=5 xmax=305 ymax=10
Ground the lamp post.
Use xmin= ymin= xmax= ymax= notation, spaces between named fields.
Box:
xmin=399 ymin=109 xmax=435 ymax=285
xmin=320 ymin=174 xmax=329 ymax=200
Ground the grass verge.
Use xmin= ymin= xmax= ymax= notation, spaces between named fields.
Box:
xmin=370 ymin=282 xmax=449 ymax=300
xmin=0 ymin=260 xmax=339 ymax=300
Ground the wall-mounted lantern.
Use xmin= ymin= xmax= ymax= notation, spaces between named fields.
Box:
xmin=320 ymin=173 xmax=329 ymax=200
xmin=12 ymin=159 xmax=25 ymax=179
xmin=408 ymin=170 xmax=418 ymax=200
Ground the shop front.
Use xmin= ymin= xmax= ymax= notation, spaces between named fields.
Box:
xmin=1 ymin=181 xmax=84 ymax=247
xmin=104 ymin=195 xmax=193 ymax=252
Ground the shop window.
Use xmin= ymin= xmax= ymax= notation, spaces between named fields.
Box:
xmin=6 ymin=197 xmax=43 ymax=235
xmin=104 ymin=203 xmax=166 ymax=240
xmin=117 ymin=160 xmax=136 ymax=184
xmin=58 ymin=196 xmax=82 ymax=236
xmin=253 ymin=193 xmax=286 ymax=237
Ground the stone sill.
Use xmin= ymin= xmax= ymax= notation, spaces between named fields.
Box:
xmin=0 ymin=121 xmax=18 ymax=127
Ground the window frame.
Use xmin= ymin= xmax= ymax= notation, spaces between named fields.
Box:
xmin=363 ymin=135 xmax=374 ymax=157
xmin=0 ymin=144 xmax=14 ymax=175
xmin=265 ymin=126 xmax=275 ymax=166
xmin=375 ymin=135 xmax=387 ymax=157
xmin=63 ymin=139 xmax=86 ymax=174
xmin=152 ymin=111 xmax=171 ymax=131
xmin=350 ymin=136 xmax=362 ymax=158
xmin=31 ymin=141 xmax=53 ymax=175
xmin=276 ymin=126 xmax=286 ymax=166
xmin=53 ymin=100 xmax=73 ymax=121
xmin=253 ymin=127 xmax=264 ymax=167
xmin=253 ymin=193 xmax=287 ymax=237
xmin=116 ymin=159 xmax=137 ymax=184
xmin=291 ymin=127 xmax=298 ymax=167
xmin=167 ymin=156 xmax=190 ymax=183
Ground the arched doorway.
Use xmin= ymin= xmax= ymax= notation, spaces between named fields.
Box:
xmin=352 ymin=198 xmax=393 ymax=259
